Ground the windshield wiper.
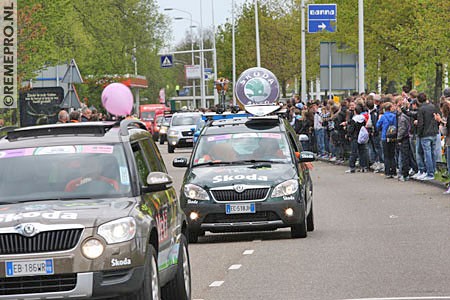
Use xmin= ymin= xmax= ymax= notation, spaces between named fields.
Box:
xmin=193 ymin=161 xmax=234 ymax=167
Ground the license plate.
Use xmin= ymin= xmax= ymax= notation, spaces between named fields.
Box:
xmin=226 ymin=203 xmax=256 ymax=214
xmin=186 ymin=139 xmax=193 ymax=143
xmin=5 ymin=259 xmax=54 ymax=277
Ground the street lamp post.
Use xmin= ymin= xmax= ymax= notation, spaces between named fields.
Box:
xmin=301 ymin=0 xmax=307 ymax=103
xmin=232 ymin=0 xmax=237 ymax=106
xmin=358 ymin=0 xmax=365 ymax=94
xmin=211 ymin=0 xmax=218 ymax=105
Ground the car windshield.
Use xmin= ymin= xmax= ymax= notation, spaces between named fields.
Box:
xmin=141 ymin=111 xmax=155 ymax=121
xmin=0 ymin=144 xmax=132 ymax=203
xmin=192 ymin=132 xmax=292 ymax=165
xmin=172 ymin=115 xmax=201 ymax=126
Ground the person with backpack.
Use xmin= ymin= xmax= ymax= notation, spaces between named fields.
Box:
xmin=345 ymin=104 xmax=369 ymax=173
xmin=376 ymin=102 xmax=397 ymax=178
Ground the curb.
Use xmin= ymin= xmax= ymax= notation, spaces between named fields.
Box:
xmin=316 ymin=157 xmax=448 ymax=190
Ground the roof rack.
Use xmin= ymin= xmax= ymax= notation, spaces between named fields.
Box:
xmin=119 ymin=119 xmax=147 ymax=136
xmin=4 ymin=119 xmax=148 ymax=141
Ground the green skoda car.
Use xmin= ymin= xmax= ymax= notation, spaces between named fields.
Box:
xmin=173 ymin=112 xmax=315 ymax=243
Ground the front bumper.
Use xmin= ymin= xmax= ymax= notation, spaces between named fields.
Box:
xmin=167 ymin=135 xmax=194 ymax=148
xmin=183 ymin=200 xmax=305 ymax=233
xmin=0 ymin=266 xmax=145 ymax=300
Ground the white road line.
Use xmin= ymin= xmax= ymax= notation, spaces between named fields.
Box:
xmin=228 ymin=264 xmax=242 ymax=270
xmin=243 ymin=249 xmax=254 ymax=255
xmin=209 ymin=281 xmax=224 ymax=287
xmin=253 ymin=239 xmax=262 ymax=243
xmin=342 ymin=296 xmax=450 ymax=300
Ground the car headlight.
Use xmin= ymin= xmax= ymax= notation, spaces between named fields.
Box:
xmin=82 ymin=238 xmax=104 ymax=259
xmin=98 ymin=217 xmax=136 ymax=244
xmin=160 ymin=127 xmax=167 ymax=134
xmin=168 ymin=130 xmax=178 ymax=136
xmin=271 ymin=179 xmax=299 ymax=197
xmin=184 ymin=184 xmax=210 ymax=201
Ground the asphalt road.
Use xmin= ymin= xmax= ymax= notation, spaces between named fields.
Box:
xmin=158 ymin=143 xmax=450 ymax=300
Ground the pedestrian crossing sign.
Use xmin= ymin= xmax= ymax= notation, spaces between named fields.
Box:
xmin=160 ymin=55 xmax=173 ymax=68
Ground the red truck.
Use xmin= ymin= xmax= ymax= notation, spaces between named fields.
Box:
xmin=139 ymin=104 xmax=171 ymax=140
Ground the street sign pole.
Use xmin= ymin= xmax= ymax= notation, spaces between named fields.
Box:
xmin=358 ymin=0 xmax=365 ymax=94
xmin=301 ymin=0 xmax=307 ymax=103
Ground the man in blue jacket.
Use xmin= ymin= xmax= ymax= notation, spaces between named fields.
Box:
xmin=376 ymin=101 xmax=397 ymax=178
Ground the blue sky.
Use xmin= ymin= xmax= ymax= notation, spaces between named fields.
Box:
xmin=157 ymin=0 xmax=248 ymax=46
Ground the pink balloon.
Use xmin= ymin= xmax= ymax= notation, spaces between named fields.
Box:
xmin=101 ymin=83 xmax=134 ymax=116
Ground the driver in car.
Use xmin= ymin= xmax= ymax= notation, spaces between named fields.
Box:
xmin=253 ymin=138 xmax=286 ymax=160
xmin=65 ymin=156 xmax=119 ymax=192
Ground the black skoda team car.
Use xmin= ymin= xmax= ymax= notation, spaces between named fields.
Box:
xmin=0 ymin=120 xmax=191 ymax=300
xmin=173 ymin=112 xmax=315 ymax=243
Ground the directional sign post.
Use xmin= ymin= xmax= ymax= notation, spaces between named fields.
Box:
xmin=308 ymin=4 xmax=337 ymax=33
xmin=160 ymin=55 xmax=173 ymax=68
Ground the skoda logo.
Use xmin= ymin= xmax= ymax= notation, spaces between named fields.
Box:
xmin=235 ymin=67 xmax=280 ymax=106
xmin=234 ymin=184 xmax=245 ymax=193
xmin=23 ymin=224 xmax=36 ymax=236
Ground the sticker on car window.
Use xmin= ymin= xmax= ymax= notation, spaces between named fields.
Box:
xmin=80 ymin=145 xmax=114 ymax=154
xmin=260 ymin=133 xmax=281 ymax=139
xmin=232 ymin=133 xmax=258 ymax=139
xmin=34 ymin=146 xmax=77 ymax=155
xmin=0 ymin=148 xmax=35 ymax=159
xmin=120 ymin=167 xmax=130 ymax=185
xmin=207 ymin=134 xmax=232 ymax=142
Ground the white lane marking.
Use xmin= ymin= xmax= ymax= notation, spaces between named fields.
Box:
xmin=209 ymin=281 xmax=224 ymax=287
xmin=228 ymin=264 xmax=242 ymax=270
xmin=243 ymin=249 xmax=254 ymax=255
xmin=253 ymin=239 xmax=262 ymax=243
xmin=342 ymin=296 xmax=450 ymax=300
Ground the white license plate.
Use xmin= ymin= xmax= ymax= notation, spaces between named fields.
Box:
xmin=5 ymin=259 xmax=54 ymax=277
xmin=226 ymin=203 xmax=256 ymax=214
xmin=186 ymin=139 xmax=193 ymax=143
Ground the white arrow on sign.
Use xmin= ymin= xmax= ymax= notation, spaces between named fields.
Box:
xmin=319 ymin=23 xmax=327 ymax=30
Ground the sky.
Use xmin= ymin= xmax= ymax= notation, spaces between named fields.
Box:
xmin=157 ymin=0 xmax=248 ymax=46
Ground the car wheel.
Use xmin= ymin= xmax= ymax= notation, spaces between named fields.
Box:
xmin=307 ymin=199 xmax=314 ymax=232
xmin=130 ymin=244 xmax=160 ymax=300
xmin=161 ymin=235 xmax=191 ymax=300
xmin=291 ymin=206 xmax=307 ymax=238
xmin=168 ymin=144 xmax=175 ymax=153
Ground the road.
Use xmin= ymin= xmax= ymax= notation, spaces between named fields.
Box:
xmin=158 ymin=143 xmax=450 ymax=300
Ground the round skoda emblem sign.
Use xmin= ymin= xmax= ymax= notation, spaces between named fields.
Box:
xmin=235 ymin=67 xmax=280 ymax=106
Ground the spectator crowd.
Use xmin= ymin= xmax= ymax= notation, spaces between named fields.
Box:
xmin=286 ymin=87 xmax=450 ymax=194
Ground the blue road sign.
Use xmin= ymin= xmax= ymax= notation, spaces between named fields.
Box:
xmin=308 ymin=4 xmax=337 ymax=33
xmin=160 ymin=55 xmax=173 ymax=68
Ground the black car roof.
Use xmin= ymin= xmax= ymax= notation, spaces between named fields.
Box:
xmin=0 ymin=120 xmax=148 ymax=149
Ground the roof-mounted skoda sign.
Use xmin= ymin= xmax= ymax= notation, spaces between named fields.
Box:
xmin=235 ymin=67 xmax=280 ymax=106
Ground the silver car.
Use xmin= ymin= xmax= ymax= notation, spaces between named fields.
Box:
xmin=167 ymin=112 xmax=203 ymax=153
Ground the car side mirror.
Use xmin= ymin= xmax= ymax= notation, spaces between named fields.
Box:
xmin=299 ymin=134 xmax=309 ymax=142
xmin=173 ymin=157 xmax=188 ymax=168
xmin=296 ymin=151 xmax=315 ymax=162
xmin=144 ymin=172 xmax=173 ymax=192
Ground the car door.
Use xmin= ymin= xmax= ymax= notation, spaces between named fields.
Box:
xmin=138 ymin=138 xmax=179 ymax=271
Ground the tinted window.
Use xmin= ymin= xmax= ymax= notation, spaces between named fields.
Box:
xmin=139 ymin=139 xmax=167 ymax=173
xmin=132 ymin=142 xmax=150 ymax=186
